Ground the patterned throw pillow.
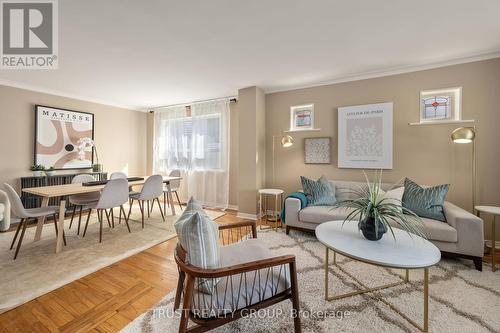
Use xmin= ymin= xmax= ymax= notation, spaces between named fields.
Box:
xmin=300 ymin=176 xmax=336 ymax=206
xmin=175 ymin=197 xmax=220 ymax=293
xmin=402 ymin=178 xmax=449 ymax=222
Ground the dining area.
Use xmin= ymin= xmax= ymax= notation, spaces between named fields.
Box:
xmin=4 ymin=172 xmax=182 ymax=260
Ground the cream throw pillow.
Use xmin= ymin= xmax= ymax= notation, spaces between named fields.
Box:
xmin=379 ymin=187 xmax=404 ymax=212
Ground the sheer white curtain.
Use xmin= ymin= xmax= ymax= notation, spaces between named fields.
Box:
xmin=153 ymin=100 xmax=230 ymax=208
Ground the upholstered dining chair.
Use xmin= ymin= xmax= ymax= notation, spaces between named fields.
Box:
xmin=162 ymin=170 xmax=183 ymax=214
xmin=82 ymin=179 xmax=131 ymax=243
xmin=69 ymin=174 xmax=100 ymax=235
xmin=109 ymin=171 xmax=127 ymax=180
xmin=128 ymin=175 xmax=165 ymax=228
xmin=3 ymin=183 xmax=66 ymax=259
xmin=174 ymin=220 xmax=301 ymax=333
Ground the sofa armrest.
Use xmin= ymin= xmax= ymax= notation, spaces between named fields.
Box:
xmin=285 ymin=197 xmax=302 ymax=227
xmin=443 ymin=201 xmax=484 ymax=256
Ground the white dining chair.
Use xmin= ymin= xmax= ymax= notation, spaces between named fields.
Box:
xmin=69 ymin=174 xmax=100 ymax=235
xmin=162 ymin=170 xmax=183 ymax=214
xmin=128 ymin=175 xmax=165 ymax=228
xmin=110 ymin=172 xmax=127 ymax=180
xmin=3 ymin=183 xmax=65 ymax=259
xmin=82 ymin=179 xmax=131 ymax=243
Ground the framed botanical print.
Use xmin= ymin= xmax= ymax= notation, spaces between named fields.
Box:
xmin=304 ymin=137 xmax=331 ymax=164
xmin=290 ymin=104 xmax=314 ymax=131
xmin=338 ymin=102 xmax=393 ymax=169
xmin=34 ymin=105 xmax=94 ymax=170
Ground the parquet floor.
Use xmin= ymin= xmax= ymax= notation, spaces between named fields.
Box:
xmin=0 ymin=210 xmax=250 ymax=333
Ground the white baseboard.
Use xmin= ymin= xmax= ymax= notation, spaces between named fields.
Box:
xmin=236 ymin=212 xmax=258 ymax=220
xmin=226 ymin=205 xmax=238 ymax=211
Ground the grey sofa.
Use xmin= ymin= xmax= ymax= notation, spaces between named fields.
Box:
xmin=284 ymin=180 xmax=484 ymax=270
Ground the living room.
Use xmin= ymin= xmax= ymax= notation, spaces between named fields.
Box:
xmin=0 ymin=1 xmax=499 ymax=332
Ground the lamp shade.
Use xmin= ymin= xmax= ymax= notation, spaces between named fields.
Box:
xmin=451 ymin=127 xmax=475 ymax=144
xmin=281 ymin=135 xmax=294 ymax=147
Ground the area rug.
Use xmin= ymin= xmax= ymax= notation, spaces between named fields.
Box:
xmin=121 ymin=229 xmax=500 ymax=333
xmin=0 ymin=205 xmax=224 ymax=314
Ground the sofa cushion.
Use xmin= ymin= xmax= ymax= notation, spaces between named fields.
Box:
xmin=299 ymin=206 xmax=355 ymax=224
xmin=0 ymin=203 xmax=4 ymax=221
xmin=419 ymin=217 xmax=457 ymax=243
xmin=331 ymin=180 xmax=402 ymax=202
xmin=402 ymin=178 xmax=449 ymax=222
xmin=191 ymin=238 xmax=290 ymax=318
xmin=301 ymin=176 xmax=336 ymax=206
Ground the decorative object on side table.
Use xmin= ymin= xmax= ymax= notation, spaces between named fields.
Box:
xmin=337 ymin=102 xmax=393 ymax=169
xmin=304 ymin=137 xmax=331 ymax=164
xmin=45 ymin=167 xmax=56 ymax=176
xmin=30 ymin=164 xmax=45 ymax=177
xmin=475 ymin=206 xmax=500 ymax=272
xmin=331 ymin=171 xmax=425 ymax=241
xmin=451 ymin=126 xmax=476 ymax=211
xmin=76 ymin=137 xmax=103 ymax=172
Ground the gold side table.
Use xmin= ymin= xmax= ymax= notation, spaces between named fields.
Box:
xmin=258 ymin=189 xmax=284 ymax=231
xmin=475 ymin=205 xmax=500 ymax=272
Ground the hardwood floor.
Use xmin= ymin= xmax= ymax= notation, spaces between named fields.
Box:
xmin=0 ymin=211 xmax=251 ymax=333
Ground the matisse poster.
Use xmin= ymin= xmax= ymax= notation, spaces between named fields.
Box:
xmin=35 ymin=105 xmax=94 ymax=169
xmin=338 ymin=102 xmax=393 ymax=169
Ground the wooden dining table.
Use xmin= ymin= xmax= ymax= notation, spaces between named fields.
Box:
xmin=22 ymin=175 xmax=182 ymax=253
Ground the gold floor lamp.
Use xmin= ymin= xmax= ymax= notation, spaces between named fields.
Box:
xmin=272 ymin=134 xmax=294 ymax=187
xmin=451 ymin=126 xmax=477 ymax=211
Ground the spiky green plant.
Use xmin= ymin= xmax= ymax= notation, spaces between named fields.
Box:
xmin=331 ymin=170 xmax=426 ymax=240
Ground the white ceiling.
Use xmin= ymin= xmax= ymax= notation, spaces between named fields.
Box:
xmin=1 ymin=0 xmax=500 ymax=110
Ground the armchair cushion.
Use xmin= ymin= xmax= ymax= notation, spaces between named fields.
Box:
xmin=191 ymin=238 xmax=290 ymax=318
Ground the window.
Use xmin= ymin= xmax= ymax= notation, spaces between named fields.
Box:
xmin=158 ymin=114 xmax=222 ymax=171
xmin=419 ymin=87 xmax=461 ymax=123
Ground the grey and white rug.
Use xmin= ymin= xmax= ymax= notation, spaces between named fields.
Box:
xmin=122 ymin=229 xmax=500 ymax=333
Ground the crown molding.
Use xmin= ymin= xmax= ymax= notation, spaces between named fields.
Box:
xmin=264 ymin=51 xmax=500 ymax=95
xmin=0 ymin=78 xmax=143 ymax=112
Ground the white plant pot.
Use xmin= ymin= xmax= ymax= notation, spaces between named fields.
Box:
xmin=32 ymin=171 xmax=44 ymax=177
xmin=45 ymin=171 xmax=56 ymax=176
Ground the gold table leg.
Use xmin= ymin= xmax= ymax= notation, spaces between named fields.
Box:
xmin=324 ymin=246 xmax=430 ymax=332
xmin=493 ymin=216 xmax=497 ymax=272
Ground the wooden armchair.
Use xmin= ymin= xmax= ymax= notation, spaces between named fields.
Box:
xmin=174 ymin=220 xmax=301 ymax=333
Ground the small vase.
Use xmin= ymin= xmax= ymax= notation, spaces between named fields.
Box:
xmin=32 ymin=171 xmax=44 ymax=177
xmin=92 ymin=164 xmax=103 ymax=172
xmin=358 ymin=216 xmax=387 ymax=241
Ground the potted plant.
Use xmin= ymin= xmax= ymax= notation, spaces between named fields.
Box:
xmin=30 ymin=164 xmax=45 ymax=177
xmin=45 ymin=166 xmax=56 ymax=176
xmin=332 ymin=171 xmax=425 ymax=241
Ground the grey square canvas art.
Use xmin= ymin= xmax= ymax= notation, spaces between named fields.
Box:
xmin=304 ymin=137 xmax=331 ymax=164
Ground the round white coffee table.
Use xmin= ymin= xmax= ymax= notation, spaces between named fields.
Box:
xmin=475 ymin=205 xmax=500 ymax=272
xmin=316 ymin=221 xmax=441 ymax=332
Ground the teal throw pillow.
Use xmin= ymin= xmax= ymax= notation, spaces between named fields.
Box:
xmin=300 ymin=175 xmax=336 ymax=206
xmin=402 ymin=178 xmax=449 ymax=222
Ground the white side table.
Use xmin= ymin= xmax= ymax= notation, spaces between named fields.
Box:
xmin=258 ymin=189 xmax=284 ymax=231
xmin=475 ymin=205 xmax=500 ymax=272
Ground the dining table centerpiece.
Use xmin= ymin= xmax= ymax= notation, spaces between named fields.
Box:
xmin=332 ymin=171 xmax=425 ymax=241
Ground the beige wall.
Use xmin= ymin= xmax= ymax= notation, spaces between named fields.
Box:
xmin=265 ymin=58 xmax=500 ymax=238
xmin=0 ymin=85 xmax=148 ymax=191
xmin=228 ymin=102 xmax=239 ymax=207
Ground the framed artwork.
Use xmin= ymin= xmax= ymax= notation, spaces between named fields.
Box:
xmin=290 ymin=104 xmax=314 ymax=131
xmin=419 ymin=87 xmax=461 ymax=123
xmin=337 ymin=102 xmax=393 ymax=169
xmin=35 ymin=105 xmax=94 ymax=170
xmin=304 ymin=137 xmax=331 ymax=164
